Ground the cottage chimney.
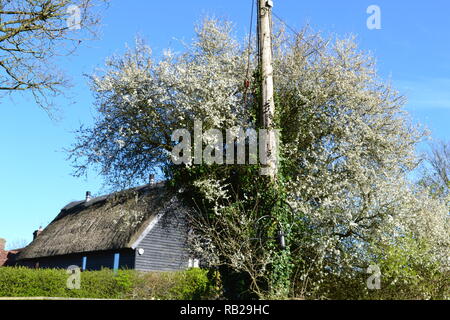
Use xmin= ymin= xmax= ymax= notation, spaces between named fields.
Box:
xmin=33 ymin=227 xmax=43 ymax=240
xmin=149 ymin=174 xmax=155 ymax=185
xmin=0 ymin=238 xmax=5 ymax=251
xmin=86 ymin=191 xmax=92 ymax=202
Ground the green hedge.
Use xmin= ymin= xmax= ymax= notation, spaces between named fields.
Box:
xmin=130 ymin=268 xmax=219 ymax=300
xmin=0 ymin=267 xmax=217 ymax=300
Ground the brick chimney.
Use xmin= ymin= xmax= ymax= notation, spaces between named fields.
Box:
xmin=33 ymin=227 xmax=43 ymax=240
xmin=0 ymin=238 xmax=5 ymax=251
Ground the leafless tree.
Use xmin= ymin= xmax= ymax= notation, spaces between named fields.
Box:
xmin=188 ymin=198 xmax=274 ymax=299
xmin=0 ymin=0 xmax=107 ymax=113
xmin=421 ymin=140 xmax=450 ymax=199
xmin=5 ymin=238 xmax=29 ymax=250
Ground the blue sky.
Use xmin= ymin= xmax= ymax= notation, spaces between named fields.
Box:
xmin=1 ymin=0 xmax=449 ymax=247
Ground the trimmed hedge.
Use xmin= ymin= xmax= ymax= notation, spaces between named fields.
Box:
xmin=0 ymin=267 xmax=217 ymax=300
xmin=130 ymin=268 xmax=219 ymax=300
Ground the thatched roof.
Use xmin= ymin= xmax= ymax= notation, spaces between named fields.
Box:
xmin=18 ymin=182 xmax=188 ymax=260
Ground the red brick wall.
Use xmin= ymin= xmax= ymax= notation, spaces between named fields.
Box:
xmin=0 ymin=249 xmax=8 ymax=266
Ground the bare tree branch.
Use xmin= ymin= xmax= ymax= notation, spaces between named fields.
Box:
xmin=0 ymin=0 xmax=108 ymax=112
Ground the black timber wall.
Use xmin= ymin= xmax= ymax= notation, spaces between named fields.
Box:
xmin=134 ymin=209 xmax=190 ymax=271
xmin=17 ymin=249 xmax=135 ymax=270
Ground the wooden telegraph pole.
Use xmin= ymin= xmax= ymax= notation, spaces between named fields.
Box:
xmin=257 ymin=0 xmax=277 ymax=179
xmin=258 ymin=2 xmax=288 ymax=289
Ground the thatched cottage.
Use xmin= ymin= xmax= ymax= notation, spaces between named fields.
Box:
xmin=16 ymin=182 xmax=196 ymax=271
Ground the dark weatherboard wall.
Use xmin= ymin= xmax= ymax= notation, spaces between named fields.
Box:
xmin=17 ymin=249 xmax=135 ymax=270
xmin=134 ymin=210 xmax=190 ymax=271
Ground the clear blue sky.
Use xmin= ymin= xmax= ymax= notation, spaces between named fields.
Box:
xmin=1 ymin=0 xmax=449 ymax=248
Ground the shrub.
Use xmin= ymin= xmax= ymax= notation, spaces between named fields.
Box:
xmin=297 ymin=236 xmax=450 ymax=300
xmin=0 ymin=267 xmax=67 ymax=298
xmin=67 ymin=269 xmax=135 ymax=299
xmin=368 ymin=236 xmax=449 ymax=300
xmin=130 ymin=268 xmax=218 ymax=300
xmin=0 ymin=267 xmax=217 ymax=300
xmin=170 ymin=268 xmax=214 ymax=300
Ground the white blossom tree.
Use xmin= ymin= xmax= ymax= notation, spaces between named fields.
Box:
xmin=69 ymin=19 xmax=449 ymax=299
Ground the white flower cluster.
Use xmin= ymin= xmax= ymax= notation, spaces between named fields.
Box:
xmin=71 ymin=19 xmax=449 ymax=289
